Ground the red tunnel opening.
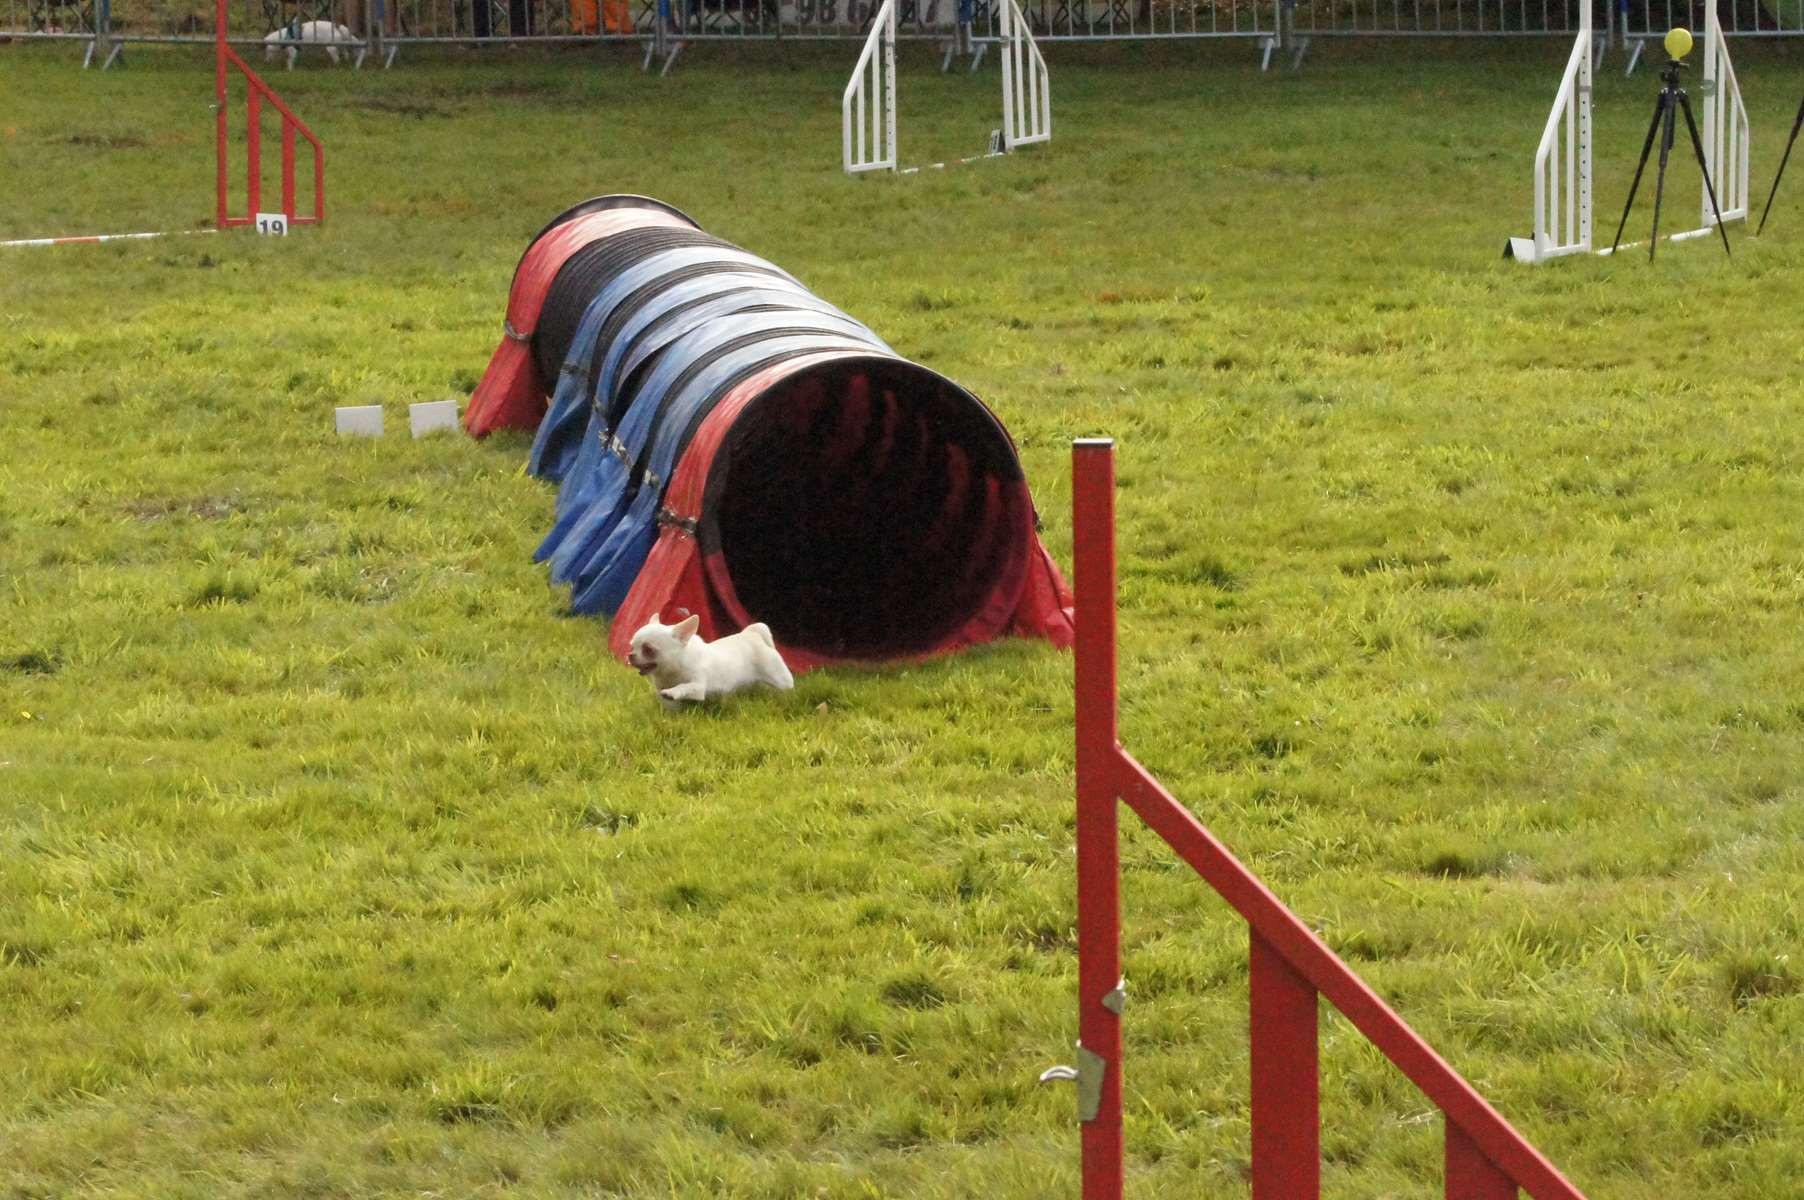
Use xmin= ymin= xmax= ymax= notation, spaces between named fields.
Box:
xmin=699 ymin=358 xmax=1036 ymax=661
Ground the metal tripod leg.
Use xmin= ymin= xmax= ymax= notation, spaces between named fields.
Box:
xmin=1647 ymin=95 xmax=1675 ymax=261
xmin=1757 ymin=92 xmax=1804 ymax=235
xmin=1612 ymin=88 xmax=1670 ymax=255
xmin=1677 ymin=90 xmax=1732 ymax=257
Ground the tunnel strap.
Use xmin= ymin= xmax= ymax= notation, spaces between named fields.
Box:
xmin=601 ymin=430 xmax=661 ymax=491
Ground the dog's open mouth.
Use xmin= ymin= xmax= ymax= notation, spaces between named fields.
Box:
xmin=632 ymin=660 xmax=656 ymax=675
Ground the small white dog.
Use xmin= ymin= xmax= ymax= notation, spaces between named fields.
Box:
xmin=627 ymin=613 xmax=795 ymax=709
xmin=263 ymin=20 xmax=356 ymax=68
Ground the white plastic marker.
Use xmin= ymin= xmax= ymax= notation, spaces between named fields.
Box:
xmin=335 ymin=406 xmax=385 ymax=437
xmin=408 ymin=400 xmax=458 ymax=438
xmin=0 ymin=229 xmax=219 ymax=249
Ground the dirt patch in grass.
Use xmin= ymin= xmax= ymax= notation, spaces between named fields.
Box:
xmin=1 ymin=649 xmax=61 ymax=675
xmin=65 ymin=132 xmax=147 ymax=148
xmin=124 ymin=495 xmax=242 ymax=522
xmin=354 ymin=95 xmax=457 ymax=119
xmin=1723 ymin=954 xmax=1801 ymax=1008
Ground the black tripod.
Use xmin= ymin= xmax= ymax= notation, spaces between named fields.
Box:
xmin=1609 ymin=55 xmax=1733 ymax=261
xmin=1756 ymin=93 xmax=1804 ymax=235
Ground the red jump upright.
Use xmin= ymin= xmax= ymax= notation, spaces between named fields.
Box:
xmin=215 ymin=0 xmax=324 ymax=229
xmin=1066 ymin=438 xmax=1588 ymax=1200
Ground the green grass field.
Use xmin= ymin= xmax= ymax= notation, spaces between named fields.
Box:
xmin=5 ymin=34 xmax=1804 ymax=1198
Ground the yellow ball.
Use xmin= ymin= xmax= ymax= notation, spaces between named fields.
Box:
xmin=1664 ymin=26 xmax=1693 ymax=58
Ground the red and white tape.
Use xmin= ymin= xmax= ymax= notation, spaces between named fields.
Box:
xmin=0 ymin=229 xmax=218 ymax=249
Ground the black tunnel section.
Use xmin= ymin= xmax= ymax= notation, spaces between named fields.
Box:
xmin=700 ymin=357 xmax=1035 ymax=661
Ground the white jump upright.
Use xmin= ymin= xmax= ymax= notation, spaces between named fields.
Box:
xmin=999 ymin=0 xmax=1050 ymax=151
xmin=1698 ymin=0 xmax=1750 ymax=231
xmin=842 ymin=0 xmax=899 ymax=174
xmin=1505 ymin=0 xmax=1592 ymax=262
xmin=840 ymin=0 xmax=1050 ymax=175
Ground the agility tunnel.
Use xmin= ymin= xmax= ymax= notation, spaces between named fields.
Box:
xmin=465 ymin=194 xmax=1074 ymax=672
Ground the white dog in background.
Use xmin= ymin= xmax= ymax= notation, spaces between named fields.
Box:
xmin=263 ymin=20 xmax=357 ymax=68
xmin=627 ymin=613 xmax=795 ymax=709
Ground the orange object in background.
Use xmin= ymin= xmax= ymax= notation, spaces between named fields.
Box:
xmin=570 ymin=0 xmax=629 ymax=33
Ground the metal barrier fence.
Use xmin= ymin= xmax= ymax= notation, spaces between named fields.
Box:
xmin=449 ymin=0 xmax=1275 ymax=46
xmin=973 ymin=0 xmax=1271 ymax=41
xmin=0 ymin=0 xmax=1276 ymax=69
xmin=1 ymin=0 xmax=115 ymax=65
xmin=0 ymin=0 xmax=1274 ymax=59
xmin=1625 ymin=0 xmax=1801 ymax=35
xmin=1 ymin=0 xmax=382 ymax=65
xmin=6 ymin=0 xmax=1800 ymax=65
xmin=1616 ymin=0 xmax=1800 ymax=74
xmin=1 ymin=0 xmax=96 ymax=39
xmin=1283 ymin=0 xmax=1795 ymax=39
xmin=1292 ymin=0 xmax=1590 ymax=38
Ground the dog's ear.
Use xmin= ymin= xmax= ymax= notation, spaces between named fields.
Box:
xmin=649 ymin=612 xmax=661 ymax=626
xmin=673 ymin=614 xmax=700 ymax=643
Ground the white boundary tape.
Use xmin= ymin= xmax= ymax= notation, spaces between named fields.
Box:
xmin=0 ymin=229 xmax=219 ymax=249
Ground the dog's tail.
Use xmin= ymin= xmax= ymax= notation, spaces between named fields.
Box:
xmin=746 ymin=623 xmax=795 ymax=690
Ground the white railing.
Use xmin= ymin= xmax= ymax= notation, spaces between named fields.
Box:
xmin=1506 ymin=5 xmax=1591 ymax=261
xmin=968 ymin=0 xmax=1273 ymax=42
xmin=1000 ymin=0 xmax=1051 ymax=149
xmin=1699 ymin=0 xmax=1750 ymax=227
xmin=841 ymin=0 xmax=898 ymax=173
xmin=1294 ymin=0 xmax=1595 ymax=37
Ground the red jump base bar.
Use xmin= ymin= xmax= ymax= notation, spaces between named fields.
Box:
xmin=1068 ymin=438 xmax=1588 ymax=1200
